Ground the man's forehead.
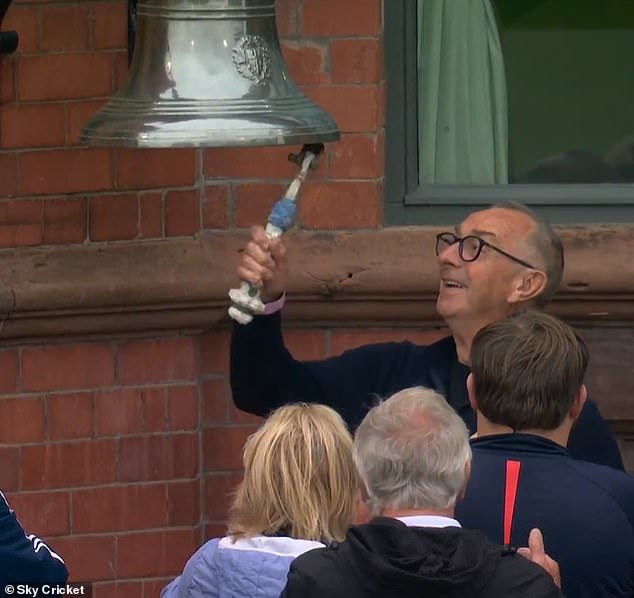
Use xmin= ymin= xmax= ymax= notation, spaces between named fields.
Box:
xmin=457 ymin=208 xmax=532 ymax=238
xmin=454 ymin=223 xmax=497 ymax=238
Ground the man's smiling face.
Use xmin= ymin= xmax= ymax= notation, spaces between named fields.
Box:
xmin=436 ymin=207 xmax=537 ymax=328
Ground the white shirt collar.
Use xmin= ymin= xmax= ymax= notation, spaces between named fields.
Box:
xmin=395 ymin=515 xmax=461 ymax=528
xmin=218 ymin=535 xmax=325 ymax=557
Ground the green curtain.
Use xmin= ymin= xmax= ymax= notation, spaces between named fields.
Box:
xmin=418 ymin=0 xmax=508 ymax=184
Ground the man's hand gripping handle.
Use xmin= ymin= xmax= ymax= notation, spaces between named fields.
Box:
xmin=228 ymin=144 xmax=323 ymax=324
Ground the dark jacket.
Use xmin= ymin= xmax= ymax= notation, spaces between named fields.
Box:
xmin=230 ymin=314 xmax=624 ymax=470
xmin=280 ymin=517 xmax=562 ymax=598
xmin=456 ymin=434 xmax=634 ymax=598
xmin=0 ymin=491 xmax=68 ymax=585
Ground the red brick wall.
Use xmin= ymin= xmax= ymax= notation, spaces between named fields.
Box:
xmin=0 ymin=337 xmax=201 ymax=594
xmin=0 ymin=0 xmax=401 ymax=593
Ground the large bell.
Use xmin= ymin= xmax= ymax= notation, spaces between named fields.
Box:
xmin=79 ymin=0 xmax=340 ymax=148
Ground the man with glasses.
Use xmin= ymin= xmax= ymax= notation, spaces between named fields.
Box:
xmin=229 ymin=202 xmax=623 ymax=470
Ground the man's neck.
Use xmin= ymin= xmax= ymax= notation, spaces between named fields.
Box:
xmin=476 ymin=418 xmax=571 ymax=448
xmin=380 ymin=507 xmax=456 ymax=519
xmin=447 ymin=313 xmax=514 ymax=365
xmin=447 ymin=319 xmax=490 ymax=365
xmin=449 ymin=327 xmax=472 ymax=365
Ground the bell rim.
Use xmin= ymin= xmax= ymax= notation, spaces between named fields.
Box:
xmin=78 ymin=128 xmax=340 ymax=148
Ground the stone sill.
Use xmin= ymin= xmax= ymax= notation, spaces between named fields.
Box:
xmin=0 ymin=226 xmax=633 ymax=342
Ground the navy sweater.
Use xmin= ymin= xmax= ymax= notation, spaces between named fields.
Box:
xmin=0 ymin=491 xmax=68 ymax=585
xmin=230 ymin=313 xmax=624 ymax=470
xmin=456 ymin=434 xmax=634 ymax=598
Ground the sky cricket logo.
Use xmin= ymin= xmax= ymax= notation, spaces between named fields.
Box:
xmin=3 ymin=584 xmax=91 ymax=597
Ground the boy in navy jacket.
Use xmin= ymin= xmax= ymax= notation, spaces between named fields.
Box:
xmin=455 ymin=311 xmax=634 ymax=598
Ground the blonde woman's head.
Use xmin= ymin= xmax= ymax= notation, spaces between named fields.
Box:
xmin=228 ymin=403 xmax=357 ymax=543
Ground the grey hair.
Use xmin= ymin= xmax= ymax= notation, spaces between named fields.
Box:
xmin=353 ymin=387 xmax=472 ymax=516
xmin=493 ymin=201 xmax=564 ymax=308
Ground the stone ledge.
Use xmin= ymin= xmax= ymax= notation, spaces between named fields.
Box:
xmin=1 ymin=225 xmax=633 ymax=341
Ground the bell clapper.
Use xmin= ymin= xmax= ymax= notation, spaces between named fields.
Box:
xmin=228 ymin=144 xmax=324 ymax=324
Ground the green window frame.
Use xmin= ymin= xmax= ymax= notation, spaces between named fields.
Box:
xmin=384 ymin=0 xmax=634 ymax=225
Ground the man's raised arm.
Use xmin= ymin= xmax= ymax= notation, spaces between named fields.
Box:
xmin=228 ymin=226 xmax=419 ymax=428
xmin=230 ymin=225 xmax=315 ymax=417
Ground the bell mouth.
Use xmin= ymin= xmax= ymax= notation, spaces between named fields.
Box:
xmin=79 ymin=95 xmax=340 ymax=148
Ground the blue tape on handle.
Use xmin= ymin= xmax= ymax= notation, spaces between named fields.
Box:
xmin=268 ymin=198 xmax=296 ymax=231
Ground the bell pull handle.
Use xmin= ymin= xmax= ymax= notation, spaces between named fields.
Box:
xmin=228 ymin=143 xmax=324 ymax=325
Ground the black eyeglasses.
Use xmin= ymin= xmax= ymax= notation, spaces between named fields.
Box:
xmin=435 ymin=232 xmax=536 ymax=269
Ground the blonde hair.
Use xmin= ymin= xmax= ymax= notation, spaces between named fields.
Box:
xmin=228 ymin=403 xmax=357 ymax=543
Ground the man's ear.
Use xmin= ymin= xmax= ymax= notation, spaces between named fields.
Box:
xmin=569 ymin=384 xmax=587 ymax=420
xmin=466 ymin=372 xmax=477 ymax=411
xmin=509 ymin=270 xmax=547 ymax=306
